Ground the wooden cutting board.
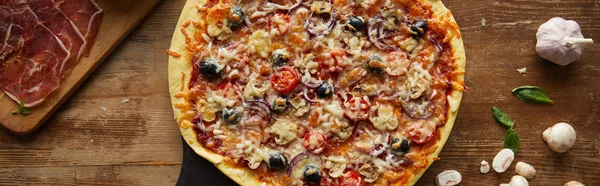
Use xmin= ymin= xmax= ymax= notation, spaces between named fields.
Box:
xmin=0 ymin=0 xmax=160 ymax=135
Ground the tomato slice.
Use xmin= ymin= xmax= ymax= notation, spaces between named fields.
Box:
xmin=303 ymin=132 xmax=327 ymax=154
xmin=271 ymin=66 xmax=300 ymax=94
xmin=269 ymin=13 xmax=291 ymax=35
xmin=340 ymin=171 xmax=363 ymax=186
xmin=343 ymin=97 xmax=370 ymax=121
xmin=407 ymin=120 xmax=436 ymax=144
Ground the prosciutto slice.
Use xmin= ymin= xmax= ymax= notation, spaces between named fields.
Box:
xmin=0 ymin=7 xmax=69 ymax=107
xmin=54 ymin=0 xmax=103 ymax=55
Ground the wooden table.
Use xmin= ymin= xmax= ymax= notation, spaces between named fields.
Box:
xmin=1 ymin=0 xmax=599 ymax=185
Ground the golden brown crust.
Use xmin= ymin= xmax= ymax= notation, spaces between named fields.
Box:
xmin=168 ymin=0 xmax=465 ymax=185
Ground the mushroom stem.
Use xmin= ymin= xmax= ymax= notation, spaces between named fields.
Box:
xmin=564 ymin=37 xmax=594 ymax=45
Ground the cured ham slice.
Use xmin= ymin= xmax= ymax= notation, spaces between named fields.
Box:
xmin=54 ymin=0 xmax=103 ymax=55
xmin=0 ymin=7 xmax=69 ymax=107
xmin=22 ymin=0 xmax=86 ymax=77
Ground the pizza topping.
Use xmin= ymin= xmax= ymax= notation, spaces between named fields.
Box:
xmin=268 ymin=118 xmax=298 ymax=145
xmin=243 ymin=76 xmax=269 ymax=100
xmin=243 ymin=100 xmax=271 ymax=126
xmin=410 ymin=20 xmax=428 ymax=36
xmin=340 ymin=171 xmax=362 ymax=186
xmin=310 ymin=1 xmax=332 ymax=14
xmin=229 ymin=5 xmax=244 ymax=28
xmin=303 ymin=132 xmax=327 ymax=154
xmin=289 ymin=93 xmax=311 ymax=116
xmin=385 ymin=51 xmax=410 ymax=76
xmin=221 ymin=107 xmax=241 ymax=125
xmin=271 ymin=49 xmax=290 ymax=67
xmin=303 ymin=164 xmax=322 ymax=184
xmin=324 ymin=156 xmax=347 ymax=178
xmin=268 ymin=151 xmax=289 ymax=170
xmin=346 ymin=16 xmax=365 ymax=32
xmin=366 ymin=56 xmax=385 ymax=74
xmin=370 ymin=104 xmax=399 ymax=131
xmin=358 ymin=162 xmax=380 ymax=183
xmin=199 ymin=58 xmax=223 ymax=78
xmin=435 ymin=170 xmax=462 ymax=186
xmin=316 ymin=80 xmax=334 ymax=98
xmin=271 ymin=96 xmax=288 ymax=113
xmin=390 ymin=138 xmax=410 ymax=154
xmin=305 ymin=9 xmax=336 ymax=36
xmin=367 ymin=16 xmax=395 ymax=51
xmin=271 ymin=66 xmax=300 ymax=94
xmin=343 ymin=97 xmax=370 ymax=121
xmin=407 ymin=119 xmax=436 ymax=144
xmin=269 ymin=13 xmax=291 ymax=36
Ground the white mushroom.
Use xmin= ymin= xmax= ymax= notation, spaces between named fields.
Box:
xmin=493 ymin=149 xmax=515 ymax=173
xmin=564 ymin=181 xmax=585 ymax=186
xmin=543 ymin=122 xmax=576 ymax=153
xmin=480 ymin=160 xmax=490 ymax=174
xmin=509 ymin=175 xmax=529 ymax=186
xmin=500 ymin=184 xmax=510 ymax=186
xmin=435 ymin=170 xmax=462 ymax=186
xmin=515 ymin=162 xmax=536 ymax=179
xmin=536 ymin=17 xmax=594 ymax=66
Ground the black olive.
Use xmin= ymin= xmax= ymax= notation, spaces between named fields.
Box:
xmin=272 ymin=96 xmax=287 ymax=113
xmin=347 ymin=16 xmax=364 ymax=31
xmin=272 ymin=52 xmax=289 ymax=67
xmin=303 ymin=164 xmax=322 ymax=184
xmin=316 ymin=80 xmax=334 ymax=98
xmin=366 ymin=56 xmax=385 ymax=73
xmin=199 ymin=58 xmax=221 ymax=78
xmin=221 ymin=108 xmax=241 ymax=125
xmin=229 ymin=5 xmax=244 ymax=27
xmin=268 ymin=151 xmax=288 ymax=170
xmin=410 ymin=20 xmax=428 ymax=36
xmin=391 ymin=138 xmax=410 ymax=153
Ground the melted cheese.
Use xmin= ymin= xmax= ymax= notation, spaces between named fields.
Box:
xmin=243 ymin=75 xmax=269 ymax=99
xmin=268 ymin=119 xmax=298 ymax=145
xmin=247 ymin=30 xmax=272 ymax=58
xmin=369 ymin=105 xmax=399 ymax=131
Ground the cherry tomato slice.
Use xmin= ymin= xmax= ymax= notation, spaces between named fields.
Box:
xmin=303 ymin=132 xmax=327 ymax=154
xmin=269 ymin=13 xmax=291 ymax=35
xmin=343 ymin=97 xmax=370 ymax=121
xmin=271 ymin=66 xmax=300 ymax=94
xmin=340 ymin=171 xmax=363 ymax=186
xmin=407 ymin=120 xmax=436 ymax=145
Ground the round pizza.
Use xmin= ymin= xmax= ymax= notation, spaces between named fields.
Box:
xmin=167 ymin=0 xmax=465 ymax=185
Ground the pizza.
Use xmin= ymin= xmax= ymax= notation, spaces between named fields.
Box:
xmin=167 ymin=0 xmax=465 ymax=185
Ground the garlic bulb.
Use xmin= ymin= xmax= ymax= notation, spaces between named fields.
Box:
xmin=536 ymin=17 xmax=594 ymax=66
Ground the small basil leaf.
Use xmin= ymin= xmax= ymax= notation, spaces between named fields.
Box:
xmin=492 ymin=106 xmax=514 ymax=128
xmin=11 ymin=100 xmax=32 ymax=115
xmin=512 ymin=86 xmax=554 ymax=104
xmin=504 ymin=128 xmax=520 ymax=153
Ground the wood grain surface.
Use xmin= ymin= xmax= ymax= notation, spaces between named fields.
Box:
xmin=1 ymin=0 xmax=599 ymax=185
xmin=0 ymin=0 xmax=160 ymax=134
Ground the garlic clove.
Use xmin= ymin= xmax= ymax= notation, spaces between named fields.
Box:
xmin=535 ymin=17 xmax=594 ymax=66
xmin=493 ymin=149 xmax=515 ymax=173
xmin=480 ymin=160 xmax=490 ymax=174
xmin=509 ymin=175 xmax=529 ymax=186
xmin=543 ymin=122 xmax=576 ymax=153
xmin=564 ymin=181 xmax=585 ymax=186
xmin=435 ymin=170 xmax=462 ymax=186
xmin=515 ymin=162 xmax=536 ymax=179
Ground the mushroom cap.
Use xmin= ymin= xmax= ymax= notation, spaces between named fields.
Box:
xmin=543 ymin=122 xmax=576 ymax=153
xmin=435 ymin=170 xmax=462 ymax=186
xmin=535 ymin=17 xmax=586 ymax=66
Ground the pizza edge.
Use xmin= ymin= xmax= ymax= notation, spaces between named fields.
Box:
xmin=166 ymin=0 xmax=466 ymax=185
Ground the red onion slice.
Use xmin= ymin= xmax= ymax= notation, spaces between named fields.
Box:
xmin=244 ymin=100 xmax=272 ymax=120
xmin=367 ymin=16 xmax=395 ymax=51
xmin=302 ymin=89 xmax=320 ymax=103
xmin=306 ymin=12 xmax=337 ymax=36
xmin=287 ymin=152 xmax=309 ymax=175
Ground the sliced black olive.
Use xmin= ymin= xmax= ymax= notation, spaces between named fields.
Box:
xmin=316 ymin=80 xmax=334 ymax=98
xmin=390 ymin=138 xmax=410 ymax=153
xmin=347 ymin=16 xmax=364 ymax=31
xmin=229 ymin=5 xmax=244 ymax=27
xmin=199 ymin=58 xmax=221 ymax=78
xmin=268 ymin=151 xmax=288 ymax=170
xmin=272 ymin=96 xmax=287 ymax=113
xmin=410 ymin=20 xmax=428 ymax=36
xmin=303 ymin=164 xmax=322 ymax=184
xmin=221 ymin=108 xmax=241 ymax=125
xmin=366 ymin=56 xmax=385 ymax=73
xmin=271 ymin=51 xmax=290 ymax=67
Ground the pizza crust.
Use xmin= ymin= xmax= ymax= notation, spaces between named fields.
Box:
xmin=167 ymin=0 xmax=466 ymax=185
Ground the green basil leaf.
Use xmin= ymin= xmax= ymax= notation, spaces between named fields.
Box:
xmin=504 ymin=128 xmax=520 ymax=153
xmin=11 ymin=100 xmax=32 ymax=115
xmin=492 ymin=106 xmax=514 ymax=128
xmin=512 ymin=86 xmax=554 ymax=104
